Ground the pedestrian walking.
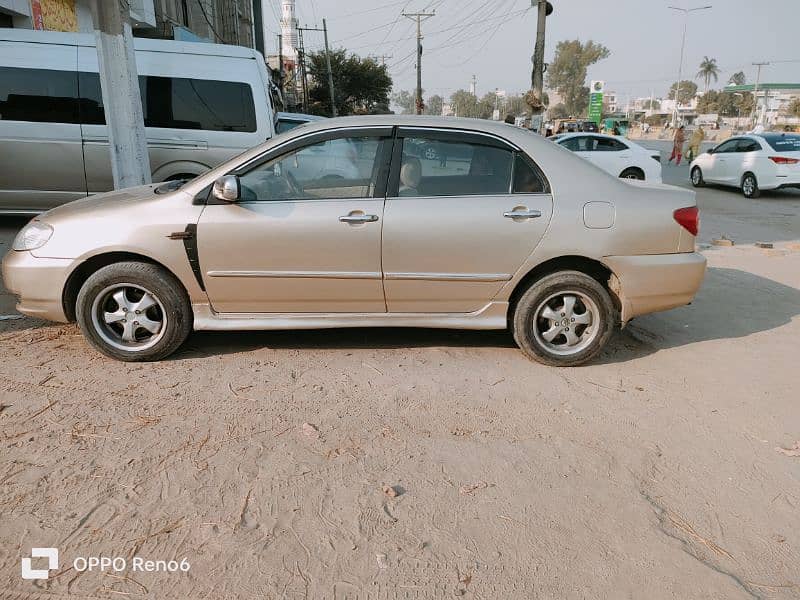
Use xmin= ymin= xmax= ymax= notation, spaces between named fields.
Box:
xmin=668 ymin=125 xmax=686 ymax=165
xmin=687 ymin=125 xmax=705 ymax=161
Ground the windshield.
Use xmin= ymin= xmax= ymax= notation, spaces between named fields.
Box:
xmin=763 ymin=133 xmax=800 ymax=152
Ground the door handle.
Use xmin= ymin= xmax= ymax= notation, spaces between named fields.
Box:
xmin=504 ymin=209 xmax=542 ymax=219
xmin=339 ymin=214 xmax=379 ymax=223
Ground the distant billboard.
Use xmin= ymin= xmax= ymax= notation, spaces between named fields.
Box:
xmin=589 ymin=80 xmax=604 ymax=124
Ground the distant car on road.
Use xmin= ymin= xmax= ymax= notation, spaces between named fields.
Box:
xmin=275 ymin=112 xmax=325 ymax=134
xmin=551 ymin=133 xmax=662 ymax=182
xmin=3 ymin=115 xmax=705 ymax=366
xmin=690 ymin=133 xmax=800 ymax=198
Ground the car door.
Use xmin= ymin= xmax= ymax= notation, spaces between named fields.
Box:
xmin=736 ymin=138 xmax=763 ymax=183
xmin=196 ymin=128 xmax=392 ymax=313
xmin=705 ymin=138 xmax=740 ymax=183
xmin=0 ymin=40 xmax=86 ymax=211
xmin=382 ymin=128 xmax=553 ymax=313
xmin=592 ymin=136 xmax=632 ymax=176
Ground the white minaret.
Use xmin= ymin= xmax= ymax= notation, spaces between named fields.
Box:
xmin=280 ymin=0 xmax=299 ymax=66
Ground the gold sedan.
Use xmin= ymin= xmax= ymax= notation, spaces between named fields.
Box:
xmin=2 ymin=116 xmax=706 ymax=365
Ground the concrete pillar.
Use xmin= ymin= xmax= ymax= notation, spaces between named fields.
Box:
xmin=88 ymin=0 xmax=151 ymax=189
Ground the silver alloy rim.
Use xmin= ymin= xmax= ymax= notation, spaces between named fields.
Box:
xmin=743 ymin=176 xmax=755 ymax=196
xmin=532 ymin=290 xmax=600 ymax=356
xmin=90 ymin=283 xmax=167 ymax=352
xmin=692 ymin=169 xmax=701 ymax=184
xmin=624 ymin=172 xmax=640 ymax=179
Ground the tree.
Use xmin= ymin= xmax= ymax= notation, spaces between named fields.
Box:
xmin=307 ymin=50 xmax=392 ymax=116
xmin=391 ymin=89 xmax=416 ymax=114
xmin=784 ymin=98 xmax=800 ymax=117
xmin=449 ymin=89 xmax=480 ymax=118
xmin=668 ymin=80 xmax=698 ymax=105
xmin=642 ymin=99 xmax=661 ymax=110
xmin=549 ymin=103 xmax=569 ymax=119
xmin=696 ymin=89 xmax=720 ymax=113
xmin=424 ymin=94 xmax=443 ymax=116
xmin=546 ymin=39 xmax=610 ymax=116
xmin=728 ymin=71 xmax=746 ymax=86
xmin=696 ymin=56 xmax=720 ymax=94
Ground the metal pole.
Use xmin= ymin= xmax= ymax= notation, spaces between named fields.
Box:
xmin=297 ymin=28 xmax=309 ymax=113
xmin=322 ymin=18 xmax=337 ymax=117
xmin=668 ymin=5 xmax=712 ymax=127
xmin=88 ymin=0 xmax=150 ymax=189
xmin=751 ymin=62 xmax=768 ymax=127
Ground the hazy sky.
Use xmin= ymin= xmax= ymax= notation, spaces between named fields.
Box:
xmin=266 ymin=0 xmax=798 ymax=103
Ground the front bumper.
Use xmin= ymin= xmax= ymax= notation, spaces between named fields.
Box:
xmin=604 ymin=252 xmax=707 ymax=324
xmin=1 ymin=250 xmax=73 ymax=321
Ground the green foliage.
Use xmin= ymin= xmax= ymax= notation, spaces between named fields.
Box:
xmin=785 ymin=98 xmax=800 ymax=117
xmin=668 ymin=80 xmax=699 ymax=104
xmin=391 ymin=89 xmax=416 ymax=114
xmin=695 ymin=90 xmax=754 ymax=117
xmin=549 ymin=103 xmax=569 ymax=119
xmin=643 ymin=99 xmax=661 ymax=110
xmin=307 ymin=50 xmax=392 ymax=116
xmin=546 ymin=39 xmax=610 ymax=117
xmin=424 ymin=94 xmax=444 ymax=116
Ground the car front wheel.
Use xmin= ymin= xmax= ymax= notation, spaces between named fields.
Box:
xmin=76 ymin=261 xmax=192 ymax=361
xmin=741 ymin=173 xmax=760 ymax=198
xmin=619 ymin=167 xmax=644 ymax=180
xmin=512 ymin=271 xmax=615 ymax=367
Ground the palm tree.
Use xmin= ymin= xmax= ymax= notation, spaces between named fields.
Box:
xmin=728 ymin=71 xmax=746 ymax=86
xmin=696 ymin=56 xmax=720 ymax=95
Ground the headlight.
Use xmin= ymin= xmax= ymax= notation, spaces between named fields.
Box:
xmin=12 ymin=221 xmax=54 ymax=251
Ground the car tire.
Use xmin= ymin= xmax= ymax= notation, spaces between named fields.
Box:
xmin=424 ymin=146 xmax=438 ymax=160
xmin=619 ymin=167 xmax=645 ymax=180
xmin=512 ymin=271 xmax=615 ymax=367
xmin=76 ymin=261 xmax=192 ymax=362
xmin=741 ymin=172 xmax=760 ymax=198
xmin=691 ymin=166 xmax=705 ymax=187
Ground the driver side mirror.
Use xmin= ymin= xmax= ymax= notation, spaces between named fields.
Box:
xmin=212 ymin=175 xmax=240 ymax=202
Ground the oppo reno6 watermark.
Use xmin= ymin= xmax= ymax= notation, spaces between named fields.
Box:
xmin=21 ymin=547 xmax=190 ymax=580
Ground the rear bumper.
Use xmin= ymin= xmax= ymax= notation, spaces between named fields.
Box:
xmin=1 ymin=250 xmax=72 ymax=321
xmin=604 ymin=252 xmax=707 ymax=323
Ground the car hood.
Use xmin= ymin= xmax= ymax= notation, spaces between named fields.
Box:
xmin=40 ymin=184 xmax=165 ymax=225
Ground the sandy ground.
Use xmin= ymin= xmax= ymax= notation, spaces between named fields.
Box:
xmin=1 ymin=161 xmax=799 ymax=599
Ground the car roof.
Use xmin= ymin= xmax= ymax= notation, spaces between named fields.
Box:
xmin=276 ymin=112 xmax=326 ymax=122
xmin=290 ymin=114 xmax=533 ymax=138
xmin=552 ymin=132 xmax=625 ymax=141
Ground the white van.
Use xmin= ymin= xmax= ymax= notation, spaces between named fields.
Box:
xmin=0 ymin=29 xmax=275 ymax=213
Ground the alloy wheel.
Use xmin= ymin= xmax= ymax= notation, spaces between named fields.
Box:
xmin=90 ymin=283 xmax=167 ymax=352
xmin=532 ymin=290 xmax=600 ymax=356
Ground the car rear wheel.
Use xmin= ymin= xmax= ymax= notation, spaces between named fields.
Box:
xmin=620 ymin=167 xmax=644 ymax=180
xmin=512 ymin=271 xmax=615 ymax=367
xmin=691 ymin=166 xmax=704 ymax=187
xmin=741 ymin=172 xmax=760 ymax=198
xmin=76 ymin=261 xmax=192 ymax=362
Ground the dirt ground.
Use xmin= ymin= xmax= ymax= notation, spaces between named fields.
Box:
xmin=1 ymin=163 xmax=799 ymax=599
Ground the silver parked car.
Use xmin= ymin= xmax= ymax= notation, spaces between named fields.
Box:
xmin=3 ymin=116 xmax=707 ymax=366
xmin=0 ymin=29 xmax=276 ymax=214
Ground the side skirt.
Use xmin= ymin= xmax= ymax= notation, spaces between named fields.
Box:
xmin=192 ymin=302 xmax=509 ymax=331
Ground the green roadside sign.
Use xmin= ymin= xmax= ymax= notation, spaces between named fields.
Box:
xmin=588 ymin=92 xmax=603 ymax=124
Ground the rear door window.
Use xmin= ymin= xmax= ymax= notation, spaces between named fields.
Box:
xmin=594 ymin=137 xmax=627 ymax=151
xmin=397 ymin=137 xmax=513 ymax=197
xmin=737 ymin=139 xmax=762 ymax=152
xmin=77 ymin=72 xmax=257 ymax=132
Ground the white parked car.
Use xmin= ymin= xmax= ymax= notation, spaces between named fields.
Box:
xmin=690 ymin=133 xmax=800 ymax=198
xmin=551 ymin=133 xmax=662 ymax=182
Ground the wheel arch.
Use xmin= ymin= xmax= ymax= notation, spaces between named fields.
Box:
xmin=508 ymin=255 xmax=620 ymax=323
xmin=619 ymin=166 xmax=645 ymax=180
xmin=62 ymin=251 xmax=189 ymax=322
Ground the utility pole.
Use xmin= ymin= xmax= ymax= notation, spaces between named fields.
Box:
xmin=277 ymin=33 xmax=285 ymax=105
xmin=297 ymin=23 xmax=337 ymax=117
xmin=528 ymin=1 xmax=552 ymax=132
xmin=403 ymin=11 xmax=435 ymax=115
xmin=751 ymin=62 xmax=769 ymax=127
xmin=470 ymin=74 xmax=476 ymax=96
xmin=668 ymin=5 xmax=712 ymax=127
xmin=88 ymin=0 xmax=150 ymax=189
xmin=297 ymin=27 xmax=309 ymax=112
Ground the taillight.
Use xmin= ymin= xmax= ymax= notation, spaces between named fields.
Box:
xmin=674 ymin=206 xmax=699 ymax=236
xmin=769 ymin=156 xmax=799 ymax=164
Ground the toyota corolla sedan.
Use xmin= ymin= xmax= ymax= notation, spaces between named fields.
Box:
xmin=3 ymin=116 xmax=706 ymax=366
xmin=690 ymin=133 xmax=800 ymax=198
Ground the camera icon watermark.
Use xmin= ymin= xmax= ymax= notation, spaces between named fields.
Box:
xmin=21 ymin=548 xmax=58 ymax=580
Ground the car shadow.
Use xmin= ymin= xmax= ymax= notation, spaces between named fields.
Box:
xmin=596 ymin=266 xmax=800 ymax=364
xmin=172 ymin=267 xmax=799 ymax=364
